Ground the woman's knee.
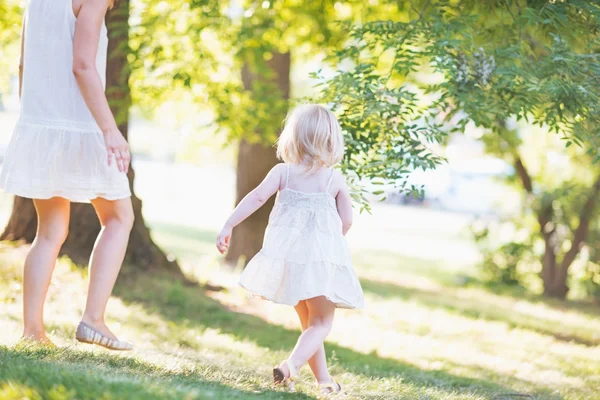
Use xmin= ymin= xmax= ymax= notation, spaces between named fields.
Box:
xmin=95 ymin=199 xmax=135 ymax=231
xmin=115 ymin=203 xmax=135 ymax=231
xmin=108 ymin=209 xmax=134 ymax=232
xmin=33 ymin=198 xmax=70 ymax=246
xmin=36 ymin=220 xmax=69 ymax=247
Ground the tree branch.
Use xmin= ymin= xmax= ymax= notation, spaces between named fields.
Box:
xmin=502 ymin=0 xmax=517 ymax=23
xmin=513 ymin=153 xmax=555 ymax=239
xmin=385 ymin=0 xmax=430 ymax=84
xmin=409 ymin=2 xmax=419 ymax=16
xmin=514 ymin=156 xmax=533 ymax=193
xmin=419 ymin=0 xmax=431 ymax=19
xmin=514 ymin=153 xmax=559 ymax=291
xmin=558 ymin=172 xmax=600 ymax=273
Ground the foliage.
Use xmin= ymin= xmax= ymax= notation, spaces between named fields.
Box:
xmin=577 ymin=228 xmax=600 ymax=298
xmin=475 ymin=219 xmax=600 ymax=299
xmin=315 ymin=60 xmax=446 ymax=208
xmin=325 ymin=0 xmax=600 ymax=294
xmin=128 ymin=0 xmax=432 ymax=210
xmin=129 ymin=0 xmax=400 ymax=138
xmin=320 ymin=0 xmax=600 ymax=204
xmin=3 ymin=1 xmax=600 ymax=201
xmin=472 ymin=124 xmax=600 ymax=298
xmin=0 ymin=0 xmax=450 ymax=207
xmin=472 ymin=222 xmax=537 ymax=288
xmin=0 ymin=0 xmax=22 ymax=95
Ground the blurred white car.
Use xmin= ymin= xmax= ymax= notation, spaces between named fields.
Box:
xmin=383 ymin=158 xmax=513 ymax=215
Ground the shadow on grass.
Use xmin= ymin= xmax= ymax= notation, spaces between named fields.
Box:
xmin=360 ymin=278 xmax=600 ymax=347
xmin=355 ymin=249 xmax=600 ymax=320
xmin=473 ymin=280 xmax=600 ymax=320
xmin=351 ymin=249 xmax=467 ymax=287
xmin=0 ymin=345 xmax=311 ymax=400
xmin=113 ymin=273 xmax=562 ymax=400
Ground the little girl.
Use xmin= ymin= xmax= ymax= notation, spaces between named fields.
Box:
xmin=216 ymin=104 xmax=364 ymax=394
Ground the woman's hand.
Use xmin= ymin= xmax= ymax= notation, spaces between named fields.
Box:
xmin=103 ymin=128 xmax=130 ymax=173
xmin=216 ymin=225 xmax=233 ymax=254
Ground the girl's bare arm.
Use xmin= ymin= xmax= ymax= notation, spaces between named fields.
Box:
xmin=216 ymin=164 xmax=284 ymax=253
xmin=335 ymin=173 xmax=353 ymax=235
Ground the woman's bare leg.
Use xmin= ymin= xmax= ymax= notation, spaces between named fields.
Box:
xmin=293 ymin=301 xmax=331 ymax=382
xmin=279 ymin=296 xmax=335 ymax=380
xmin=22 ymin=197 xmax=71 ymax=342
xmin=80 ymin=197 xmax=133 ymax=339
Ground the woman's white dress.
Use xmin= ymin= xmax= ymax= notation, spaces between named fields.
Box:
xmin=239 ymin=165 xmax=364 ymax=309
xmin=0 ymin=0 xmax=131 ymax=202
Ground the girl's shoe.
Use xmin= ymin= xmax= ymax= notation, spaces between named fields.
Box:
xmin=319 ymin=380 xmax=342 ymax=395
xmin=75 ymin=321 xmax=133 ymax=351
xmin=273 ymin=360 xmax=297 ymax=392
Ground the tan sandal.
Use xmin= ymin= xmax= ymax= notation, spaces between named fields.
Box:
xmin=75 ymin=321 xmax=133 ymax=351
xmin=319 ymin=380 xmax=342 ymax=395
xmin=273 ymin=360 xmax=297 ymax=391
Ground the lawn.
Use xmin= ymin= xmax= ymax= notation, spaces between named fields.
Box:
xmin=1 ymin=212 xmax=599 ymax=400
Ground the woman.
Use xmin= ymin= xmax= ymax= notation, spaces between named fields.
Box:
xmin=0 ymin=0 xmax=134 ymax=350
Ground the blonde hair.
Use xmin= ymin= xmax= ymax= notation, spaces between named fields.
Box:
xmin=277 ymin=104 xmax=344 ymax=170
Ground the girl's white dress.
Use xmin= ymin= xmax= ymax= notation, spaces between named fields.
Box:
xmin=240 ymin=165 xmax=364 ymax=309
xmin=0 ymin=0 xmax=130 ymax=203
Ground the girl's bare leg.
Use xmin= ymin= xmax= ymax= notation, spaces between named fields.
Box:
xmin=279 ymin=296 xmax=335 ymax=379
xmin=22 ymin=197 xmax=71 ymax=343
xmin=80 ymin=197 xmax=133 ymax=339
xmin=293 ymin=300 xmax=331 ymax=382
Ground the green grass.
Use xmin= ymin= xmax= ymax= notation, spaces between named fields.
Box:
xmin=1 ymin=221 xmax=600 ymax=399
xmin=149 ymin=221 xmax=218 ymax=261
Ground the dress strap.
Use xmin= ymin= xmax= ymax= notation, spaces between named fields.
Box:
xmin=325 ymin=168 xmax=335 ymax=192
xmin=285 ymin=164 xmax=290 ymax=188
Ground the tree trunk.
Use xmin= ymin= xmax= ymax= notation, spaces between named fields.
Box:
xmin=541 ymin=234 xmax=559 ymax=297
xmin=225 ymin=52 xmax=291 ymax=265
xmin=539 ymin=204 xmax=559 ymax=297
xmin=544 ymin=173 xmax=600 ymax=298
xmin=1 ymin=0 xmax=176 ymax=273
xmin=513 ymin=153 xmax=566 ymax=297
xmin=544 ymin=263 xmax=569 ymax=299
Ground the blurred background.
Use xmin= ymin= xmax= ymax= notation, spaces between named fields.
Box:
xmin=0 ymin=1 xmax=599 ymax=399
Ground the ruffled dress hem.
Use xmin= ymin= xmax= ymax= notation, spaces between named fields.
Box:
xmin=0 ymin=118 xmax=131 ymax=203
xmin=239 ymin=251 xmax=365 ymax=310
xmin=0 ymin=182 xmax=131 ymax=203
xmin=239 ymin=281 xmax=363 ymax=309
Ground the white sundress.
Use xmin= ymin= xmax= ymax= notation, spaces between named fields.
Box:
xmin=0 ymin=0 xmax=130 ymax=202
xmin=239 ymin=164 xmax=365 ymax=309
